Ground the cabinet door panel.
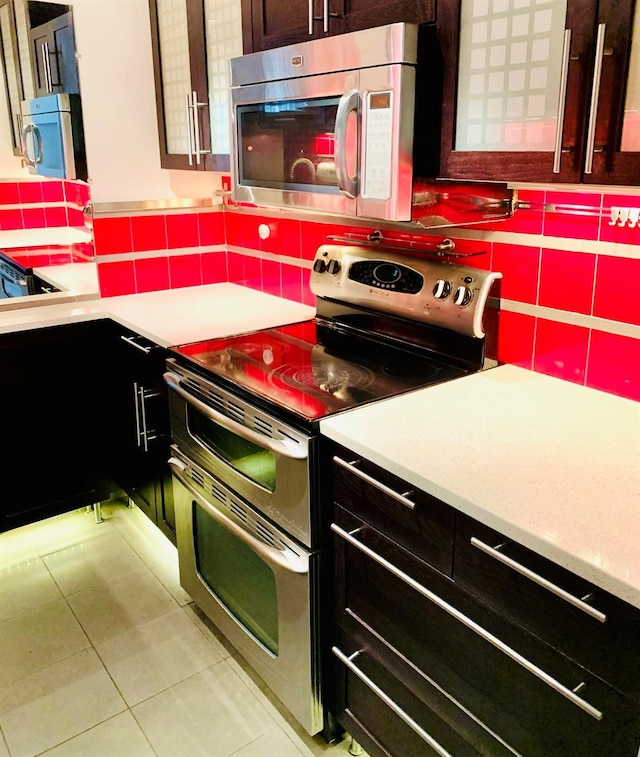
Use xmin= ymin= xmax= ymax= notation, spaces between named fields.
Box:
xmin=339 ymin=0 xmax=435 ymax=34
xmin=243 ymin=0 xmax=321 ymax=52
xmin=454 ymin=513 xmax=640 ymax=704
xmin=584 ymin=0 xmax=640 ymax=184
xmin=333 ymin=506 xmax=640 ymax=757
xmin=438 ymin=0 xmax=596 ymax=183
xmin=0 ymin=323 xmax=106 ymax=531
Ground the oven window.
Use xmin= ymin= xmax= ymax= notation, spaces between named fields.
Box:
xmin=189 ymin=408 xmax=276 ymax=491
xmin=194 ymin=502 xmax=279 ymax=655
xmin=236 ymin=97 xmax=341 ymax=191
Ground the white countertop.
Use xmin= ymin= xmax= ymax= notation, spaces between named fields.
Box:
xmin=0 ymin=226 xmax=92 ymax=248
xmin=321 ymin=364 xmax=640 ymax=609
xmin=0 ymin=283 xmax=315 ymax=346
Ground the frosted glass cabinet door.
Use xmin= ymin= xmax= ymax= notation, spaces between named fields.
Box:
xmin=204 ymin=0 xmax=243 ymax=158
xmin=150 ymin=0 xmax=211 ymax=170
xmin=438 ymin=0 xmax=640 ymax=185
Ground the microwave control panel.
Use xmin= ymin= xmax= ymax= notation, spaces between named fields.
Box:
xmin=363 ymin=91 xmax=393 ymax=201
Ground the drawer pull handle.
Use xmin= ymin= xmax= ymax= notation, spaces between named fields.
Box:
xmin=470 ymin=537 xmax=607 ymax=624
xmin=333 ymin=456 xmax=416 ymax=510
xmin=332 ymin=646 xmax=454 ymax=757
xmin=332 ymin=523 xmax=604 ymax=722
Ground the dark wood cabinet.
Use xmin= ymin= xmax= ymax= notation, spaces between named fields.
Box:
xmin=103 ymin=324 xmax=175 ymax=545
xmin=326 ymin=441 xmax=640 ymax=757
xmin=30 ymin=11 xmax=79 ymax=97
xmin=0 ymin=321 xmax=108 ymax=532
xmin=241 ymin=0 xmax=435 ymax=53
xmin=437 ymin=0 xmax=640 ymax=185
xmin=148 ymin=0 xmax=237 ymax=172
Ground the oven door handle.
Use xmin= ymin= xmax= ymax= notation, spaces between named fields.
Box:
xmin=163 ymin=371 xmax=307 ymax=460
xmin=169 ymin=459 xmax=309 ymax=574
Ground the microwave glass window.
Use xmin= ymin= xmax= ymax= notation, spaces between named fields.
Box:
xmin=194 ymin=503 xmax=279 ymax=655
xmin=188 ymin=407 xmax=277 ymax=491
xmin=236 ymin=97 xmax=340 ymax=190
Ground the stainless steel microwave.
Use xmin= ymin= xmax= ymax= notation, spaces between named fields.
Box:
xmin=229 ymin=23 xmax=431 ymax=222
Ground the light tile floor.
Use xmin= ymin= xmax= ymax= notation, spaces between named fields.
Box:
xmin=0 ymin=502 xmax=363 ymax=757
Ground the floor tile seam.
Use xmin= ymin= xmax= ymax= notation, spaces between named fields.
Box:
xmin=27 ymin=708 xmax=146 ymax=757
xmin=180 ymin=604 xmax=235 ymax=659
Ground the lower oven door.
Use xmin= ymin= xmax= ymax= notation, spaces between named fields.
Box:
xmin=164 ymin=360 xmax=313 ymax=547
xmin=169 ymin=446 xmax=322 ymax=735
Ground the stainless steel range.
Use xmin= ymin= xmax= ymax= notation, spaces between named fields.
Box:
xmin=163 ymin=242 xmax=502 ymax=737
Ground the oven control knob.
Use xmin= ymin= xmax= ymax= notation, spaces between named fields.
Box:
xmin=453 ymin=285 xmax=474 ymax=307
xmin=433 ymin=279 xmax=451 ymax=300
xmin=326 ymin=258 xmax=341 ymax=275
xmin=313 ymin=259 xmax=327 ymax=274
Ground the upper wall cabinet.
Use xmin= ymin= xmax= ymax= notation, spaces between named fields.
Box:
xmin=149 ymin=0 xmax=242 ymax=172
xmin=438 ymin=0 xmax=640 ymax=185
xmin=30 ymin=10 xmax=79 ymax=97
xmin=241 ymin=0 xmax=435 ymax=53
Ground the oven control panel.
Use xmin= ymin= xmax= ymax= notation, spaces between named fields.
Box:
xmin=310 ymin=244 xmax=502 ymax=338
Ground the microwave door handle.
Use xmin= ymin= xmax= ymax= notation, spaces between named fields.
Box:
xmin=334 ymin=89 xmax=360 ymax=199
xmin=163 ymin=371 xmax=307 ymax=460
xmin=32 ymin=126 xmax=44 ymax=165
xmin=169 ymin=458 xmax=309 ymax=574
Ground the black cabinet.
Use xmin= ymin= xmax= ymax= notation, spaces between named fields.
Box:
xmin=30 ymin=11 xmax=79 ymax=97
xmin=326 ymin=441 xmax=640 ymax=757
xmin=437 ymin=0 xmax=640 ymax=185
xmin=0 ymin=321 xmax=108 ymax=532
xmin=103 ymin=324 xmax=175 ymax=545
xmin=241 ymin=0 xmax=435 ymax=53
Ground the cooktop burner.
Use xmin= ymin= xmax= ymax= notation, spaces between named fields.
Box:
xmin=172 ymin=320 xmax=468 ymax=422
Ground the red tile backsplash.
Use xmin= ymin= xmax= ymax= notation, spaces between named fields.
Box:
xmin=88 ymin=189 xmax=639 ymax=402
xmin=134 ymin=256 xmax=170 ymax=293
xmin=593 ymin=255 xmax=640 ymax=326
xmin=0 ymin=182 xmax=20 ymax=204
xmin=492 ymin=243 xmax=540 ymax=304
xmin=93 ymin=216 xmax=133 ymax=255
xmin=533 ymin=319 xmax=590 ymax=385
xmin=17 ymin=182 xmax=43 ymax=204
xmin=587 ymin=330 xmax=640 ymax=402
xmin=131 ymin=215 xmax=167 ymax=252
xmin=538 ymin=248 xmax=596 ymax=315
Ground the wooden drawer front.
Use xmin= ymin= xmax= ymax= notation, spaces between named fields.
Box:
xmin=454 ymin=514 xmax=640 ymax=703
xmin=331 ymin=443 xmax=454 ymax=576
xmin=333 ymin=625 xmax=515 ymax=757
xmin=333 ymin=507 xmax=640 ymax=757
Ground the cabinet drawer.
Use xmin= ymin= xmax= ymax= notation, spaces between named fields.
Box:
xmin=331 ymin=443 xmax=454 ymax=575
xmin=333 ymin=625 xmax=515 ymax=757
xmin=455 ymin=513 xmax=640 ymax=703
xmin=333 ymin=506 xmax=640 ymax=757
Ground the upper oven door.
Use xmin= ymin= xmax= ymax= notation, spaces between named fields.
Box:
xmin=230 ymin=64 xmax=415 ymax=221
xmin=164 ymin=360 xmax=313 ymax=547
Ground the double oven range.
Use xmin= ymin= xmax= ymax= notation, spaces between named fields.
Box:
xmin=163 ymin=242 xmax=502 ymax=736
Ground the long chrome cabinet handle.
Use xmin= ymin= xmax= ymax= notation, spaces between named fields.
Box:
xmin=185 ymin=93 xmax=195 ymax=166
xmin=332 ymin=523 xmax=604 ymax=721
xmin=163 ymin=371 xmax=307 ymax=460
xmin=169 ymin=458 xmax=309 ymax=574
xmin=333 ymin=456 xmax=415 ymax=510
xmin=334 ymin=89 xmax=360 ymax=199
xmin=42 ymin=42 xmax=53 ymax=92
xmin=470 ymin=537 xmax=607 ymax=623
xmin=133 ymin=382 xmax=142 ymax=448
xmin=120 ymin=334 xmax=153 ymax=354
xmin=332 ymin=646 xmax=454 ymax=757
xmin=584 ymin=22 xmax=606 ymax=174
xmin=323 ymin=0 xmax=329 ymax=32
xmin=553 ymin=29 xmax=572 ymax=173
xmin=308 ymin=0 xmax=313 ymax=34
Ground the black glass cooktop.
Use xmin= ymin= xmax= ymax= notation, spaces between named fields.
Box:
xmin=172 ymin=320 xmax=471 ymax=422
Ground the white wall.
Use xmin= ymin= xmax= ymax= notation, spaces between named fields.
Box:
xmin=67 ymin=0 xmax=220 ymax=203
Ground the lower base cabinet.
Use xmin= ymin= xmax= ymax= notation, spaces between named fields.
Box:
xmin=0 ymin=321 xmax=109 ymax=532
xmin=103 ymin=323 xmax=175 ymax=545
xmin=326 ymin=442 xmax=640 ymax=757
